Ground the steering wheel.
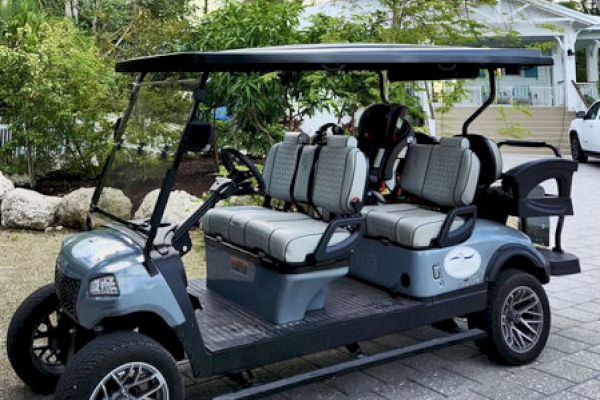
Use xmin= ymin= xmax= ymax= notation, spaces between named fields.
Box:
xmin=220 ymin=148 xmax=266 ymax=195
xmin=315 ymin=122 xmax=344 ymax=144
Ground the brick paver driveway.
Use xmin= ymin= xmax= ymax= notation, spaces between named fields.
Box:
xmin=7 ymin=155 xmax=600 ymax=399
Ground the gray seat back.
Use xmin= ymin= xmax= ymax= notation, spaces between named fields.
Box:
xmin=462 ymin=134 xmax=502 ymax=188
xmin=309 ymin=136 xmax=368 ymax=215
xmin=262 ymin=132 xmax=310 ymax=202
xmin=401 ymin=137 xmax=480 ymax=208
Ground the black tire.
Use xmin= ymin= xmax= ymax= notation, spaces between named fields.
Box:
xmin=7 ymin=283 xmax=65 ymax=394
xmin=55 ymin=331 xmax=184 ymax=400
xmin=571 ymin=134 xmax=588 ymax=163
xmin=468 ymin=269 xmax=550 ymax=365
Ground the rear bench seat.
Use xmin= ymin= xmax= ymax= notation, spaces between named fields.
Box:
xmin=202 ymin=134 xmax=367 ymax=265
xmin=362 ymin=137 xmax=480 ymax=248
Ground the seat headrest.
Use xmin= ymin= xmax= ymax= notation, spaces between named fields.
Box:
xmin=440 ymin=137 xmax=469 ymax=149
xmin=327 ymin=135 xmax=358 ymax=148
xmin=460 ymin=134 xmax=503 ymax=186
xmin=283 ymin=132 xmax=310 ymax=144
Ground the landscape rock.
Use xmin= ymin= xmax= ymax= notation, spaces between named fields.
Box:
xmin=57 ymin=187 xmax=132 ymax=230
xmin=135 ymin=189 xmax=202 ymax=224
xmin=1 ymin=188 xmax=60 ymax=230
xmin=0 ymin=171 xmax=15 ymax=200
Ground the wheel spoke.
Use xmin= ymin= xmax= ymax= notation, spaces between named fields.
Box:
xmin=501 ymin=286 xmax=544 ymax=353
xmin=92 ymin=362 xmax=168 ymax=400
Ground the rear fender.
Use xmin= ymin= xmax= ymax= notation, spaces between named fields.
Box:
xmin=485 ymin=243 xmax=550 ymax=284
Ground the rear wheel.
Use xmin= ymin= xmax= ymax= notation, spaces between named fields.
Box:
xmin=55 ymin=331 xmax=184 ymax=400
xmin=469 ymin=269 xmax=550 ymax=365
xmin=571 ymin=134 xmax=588 ymax=163
xmin=7 ymin=283 xmax=67 ymax=394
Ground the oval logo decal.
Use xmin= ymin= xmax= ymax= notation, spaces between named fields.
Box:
xmin=443 ymin=246 xmax=481 ymax=279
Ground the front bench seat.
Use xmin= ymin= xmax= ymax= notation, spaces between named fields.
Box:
xmin=202 ymin=132 xmax=311 ymax=244
xmin=242 ymin=136 xmax=367 ymax=263
xmin=206 ymin=135 xmax=367 ymax=264
xmin=363 ymin=137 xmax=480 ymax=248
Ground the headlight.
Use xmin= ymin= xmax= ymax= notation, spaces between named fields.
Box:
xmin=89 ymin=275 xmax=120 ymax=296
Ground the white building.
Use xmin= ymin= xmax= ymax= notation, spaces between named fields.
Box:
xmin=305 ymin=0 xmax=600 ymax=112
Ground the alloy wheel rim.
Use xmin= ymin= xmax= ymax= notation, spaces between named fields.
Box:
xmin=31 ymin=310 xmax=64 ymax=371
xmin=90 ymin=362 xmax=169 ymax=400
xmin=500 ymin=286 xmax=544 ymax=353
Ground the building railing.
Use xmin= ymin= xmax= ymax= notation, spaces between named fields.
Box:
xmin=0 ymin=124 xmax=11 ymax=147
xmin=436 ymin=85 xmax=563 ymax=107
xmin=574 ymin=82 xmax=598 ymax=106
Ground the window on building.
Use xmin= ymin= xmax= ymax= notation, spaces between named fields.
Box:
xmin=523 ymin=66 xmax=538 ymax=78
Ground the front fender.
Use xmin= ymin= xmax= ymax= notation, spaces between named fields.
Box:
xmin=76 ymin=262 xmax=186 ymax=329
xmin=485 ymin=243 xmax=550 ymax=284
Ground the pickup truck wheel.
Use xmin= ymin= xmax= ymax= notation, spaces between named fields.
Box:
xmin=55 ymin=331 xmax=184 ymax=400
xmin=7 ymin=283 xmax=66 ymax=394
xmin=468 ymin=269 xmax=550 ymax=365
xmin=571 ymin=134 xmax=588 ymax=163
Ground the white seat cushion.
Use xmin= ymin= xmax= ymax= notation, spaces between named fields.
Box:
xmin=202 ymin=206 xmax=310 ymax=246
xmin=363 ymin=204 xmax=463 ymax=248
xmin=244 ymin=217 xmax=350 ymax=263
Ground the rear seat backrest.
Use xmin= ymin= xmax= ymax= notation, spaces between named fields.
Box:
xmin=262 ymin=132 xmax=310 ymax=202
xmin=401 ymin=137 xmax=480 ymax=208
xmin=310 ymin=136 xmax=368 ymax=214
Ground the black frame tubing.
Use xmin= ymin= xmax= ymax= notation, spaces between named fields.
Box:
xmin=144 ymin=72 xmax=210 ymax=267
xmin=462 ymin=68 xmax=496 ymax=136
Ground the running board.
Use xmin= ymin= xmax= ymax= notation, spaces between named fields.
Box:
xmin=213 ymin=328 xmax=487 ymax=400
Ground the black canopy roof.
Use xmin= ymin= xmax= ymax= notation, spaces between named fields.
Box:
xmin=115 ymin=44 xmax=553 ymax=80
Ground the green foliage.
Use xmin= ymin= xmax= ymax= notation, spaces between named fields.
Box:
xmin=496 ymin=105 xmax=533 ymax=139
xmin=0 ymin=0 xmax=501 ymax=180
xmin=193 ymin=0 xmax=306 ymax=154
xmin=0 ymin=14 xmax=116 ymax=181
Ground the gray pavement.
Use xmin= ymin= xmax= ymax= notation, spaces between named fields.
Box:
xmin=6 ymin=155 xmax=600 ymax=399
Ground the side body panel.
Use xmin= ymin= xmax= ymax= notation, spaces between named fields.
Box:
xmin=350 ymin=220 xmax=545 ymax=297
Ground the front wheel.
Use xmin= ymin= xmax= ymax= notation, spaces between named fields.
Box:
xmin=7 ymin=283 xmax=67 ymax=394
xmin=469 ymin=269 xmax=550 ymax=365
xmin=55 ymin=331 xmax=184 ymax=400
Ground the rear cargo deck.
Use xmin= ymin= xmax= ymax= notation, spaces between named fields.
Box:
xmin=188 ymin=277 xmax=421 ymax=353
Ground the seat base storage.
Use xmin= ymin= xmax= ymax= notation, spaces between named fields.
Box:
xmin=205 ymin=239 xmax=348 ymax=325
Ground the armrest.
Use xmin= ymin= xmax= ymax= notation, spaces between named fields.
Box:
xmin=306 ymin=216 xmax=364 ymax=265
xmin=432 ymin=206 xmax=477 ymax=248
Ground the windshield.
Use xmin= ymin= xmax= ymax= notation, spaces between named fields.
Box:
xmin=91 ymin=75 xmax=201 ymax=233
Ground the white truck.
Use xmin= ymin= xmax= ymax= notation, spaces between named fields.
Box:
xmin=570 ymin=100 xmax=600 ymax=162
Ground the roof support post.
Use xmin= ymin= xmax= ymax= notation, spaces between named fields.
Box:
xmin=586 ymin=41 xmax=600 ymax=83
xmin=462 ymin=68 xmax=496 ymax=136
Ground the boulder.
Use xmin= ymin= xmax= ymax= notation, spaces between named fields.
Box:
xmin=0 ymin=171 xmax=15 ymax=201
xmin=1 ymin=188 xmax=60 ymax=230
xmin=135 ymin=189 xmax=202 ymax=224
xmin=57 ymin=187 xmax=132 ymax=230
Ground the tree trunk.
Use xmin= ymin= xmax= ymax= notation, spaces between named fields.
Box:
xmin=26 ymin=141 xmax=35 ymax=189
xmin=64 ymin=0 xmax=79 ymax=24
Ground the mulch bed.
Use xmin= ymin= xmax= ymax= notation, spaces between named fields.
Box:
xmin=35 ymin=155 xmax=262 ymax=206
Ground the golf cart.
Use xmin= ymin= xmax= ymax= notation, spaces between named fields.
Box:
xmin=7 ymin=45 xmax=581 ymax=400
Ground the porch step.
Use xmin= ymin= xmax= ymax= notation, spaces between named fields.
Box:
xmin=435 ymin=107 xmax=575 ymax=156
